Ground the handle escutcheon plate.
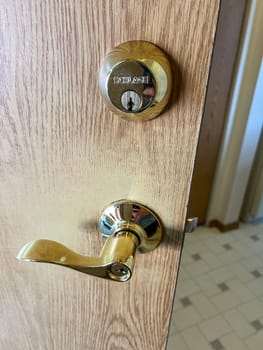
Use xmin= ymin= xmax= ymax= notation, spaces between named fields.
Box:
xmin=99 ymin=199 xmax=162 ymax=252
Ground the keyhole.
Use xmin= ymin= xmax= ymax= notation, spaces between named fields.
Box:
xmin=127 ymin=97 xmax=134 ymax=111
xmin=121 ymin=91 xmax=142 ymax=112
xmin=110 ymin=263 xmax=129 ymax=277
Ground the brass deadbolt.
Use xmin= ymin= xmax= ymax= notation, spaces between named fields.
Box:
xmin=99 ymin=40 xmax=172 ymax=121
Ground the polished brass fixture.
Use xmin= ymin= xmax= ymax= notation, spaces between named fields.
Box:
xmin=99 ymin=40 xmax=172 ymax=121
xmin=16 ymin=200 xmax=162 ymax=282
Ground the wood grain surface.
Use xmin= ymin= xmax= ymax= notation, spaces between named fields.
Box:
xmin=0 ymin=1 xmax=219 ymax=349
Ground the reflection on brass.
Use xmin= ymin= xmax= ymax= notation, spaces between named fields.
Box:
xmin=99 ymin=40 xmax=172 ymax=121
xmin=16 ymin=200 xmax=162 ymax=282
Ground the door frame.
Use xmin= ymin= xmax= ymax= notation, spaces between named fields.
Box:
xmin=188 ymin=0 xmax=247 ymax=225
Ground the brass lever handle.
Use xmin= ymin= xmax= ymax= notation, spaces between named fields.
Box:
xmin=17 ymin=232 xmax=138 ymax=281
xmin=16 ymin=200 xmax=162 ymax=282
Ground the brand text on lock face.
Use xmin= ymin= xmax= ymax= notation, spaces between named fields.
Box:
xmin=113 ymin=76 xmax=151 ymax=84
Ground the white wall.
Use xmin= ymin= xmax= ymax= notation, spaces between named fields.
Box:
xmin=241 ymin=60 xmax=263 ymax=222
xmin=207 ymin=0 xmax=263 ymax=226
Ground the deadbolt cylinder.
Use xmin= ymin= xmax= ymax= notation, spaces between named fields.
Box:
xmin=99 ymin=40 xmax=172 ymax=121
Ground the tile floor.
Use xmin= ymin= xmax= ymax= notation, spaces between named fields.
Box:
xmin=167 ymin=222 xmax=263 ymax=350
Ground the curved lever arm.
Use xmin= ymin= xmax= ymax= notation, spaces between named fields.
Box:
xmin=16 ymin=200 xmax=162 ymax=282
xmin=17 ymin=231 xmax=139 ymax=282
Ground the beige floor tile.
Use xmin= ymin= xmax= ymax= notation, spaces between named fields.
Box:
xmin=234 ymin=241 xmax=255 ymax=258
xmin=194 ymin=274 xmax=221 ymax=297
xmin=177 ymin=266 xmax=191 ymax=281
xmin=175 ymin=278 xmax=200 ymax=298
xmin=228 ymin=279 xmax=255 ymax=302
xmin=252 ymin=222 xmax=263 ymax=235
xmin=259 ymin=265 xmax=263 ymax=275
xmin=168 ymin=223 xmax=263 ymax=350
xmin=166 ymin=333 xmax=190 ymax=350
xmin=203 ymin=238 xmax=227 ymax=255
xmin=190 ymin=292 xmax=218 ymax=320
xmin=182 ymin=326 xmax=213 ymax=350
xmin=169 ymin=314 xmax=177 ymax=336
xmin=241 ymin=256 xmax=263 ymax=272
xmin=238 ymin=299 xmax=263 ymax=321
xmin=245 ymin=330 xmax=263 ymax=350
xmin=170 ymin=301 xmax=185 ymax=335
xmin=220 ymin=332 xmax=249 ymax=350
xmin=184 ymin=229 xmax=204 ymax=241
xmin=185 ymin=260 xmax=211 ymax=277
xmin=180 ymin=250 xmax=195 ymax=265
xmin=173 ymin=305 xmax=203 ymax=331
xmin=172 ymin=297 xmax=183 ymax=312
xmin=229 ymin=262 xmax=254 ymax=283
xmin=223 ymin=309 xmax=255 ymax=338
xmin=247 ymin=277 xmax=263 ymax=297
xmin=200 ymin=251 xmax=223 ymax=269
xmin=208 ymin=266 xmax=234 ymax=284
xmin=251 ymin=243 xmax=263 ymax=256
xmin=214 ymin=231 xmax=235 ymax=244
xmin=185 ymin=241 xmax=209 ymax=255
xmin=217 ymin=249 xmax=240 ymax=264
xmin=211 ymin=290 xmax=243 ymax=312
xmin=199 ymin=315 xmax=232 ymax=342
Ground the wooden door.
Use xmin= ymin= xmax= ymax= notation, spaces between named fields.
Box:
xmin=0 ymin=1 xmax=219 ymax=349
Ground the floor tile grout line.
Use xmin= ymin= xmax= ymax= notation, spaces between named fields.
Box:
xmin=176 ymin=293 xmax=263 ymax=331
xmin=169 ymin=223 xmax=263 ymax=349
xmin=182 ymin=243 xmax=263 ymax=269
xmin=174 ymin=275 xmax=260 ymax=309
xmin=197 ymin=323 xmax=233 ymax=348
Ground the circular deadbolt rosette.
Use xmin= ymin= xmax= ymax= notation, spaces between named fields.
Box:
xmin=99 ymin=40 xmax=172 ymax=121
xmin=98 ymin=200 xmax=162 ymax=253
